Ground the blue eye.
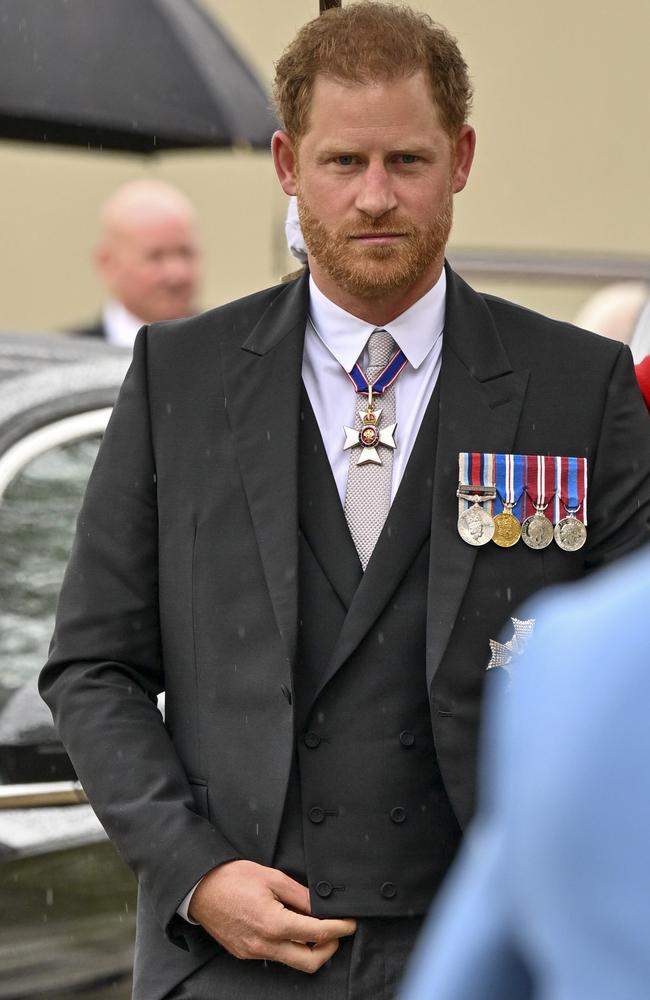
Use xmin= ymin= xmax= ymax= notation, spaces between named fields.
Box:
xmin=398 ymin=154 xmax=418 ymax=164
xmin=335 ymin=155 xmax=355 ymax=165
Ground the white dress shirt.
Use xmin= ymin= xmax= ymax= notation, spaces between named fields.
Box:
xmin=302 ymin=269 xmax=446 ymax=504
xmin=178 ymin=268 xmax=446 ymax=922
xmin=102 ymin=300 xmax=144 ymax=349
xmin=630 ymin=297 xmax=650 ymax=363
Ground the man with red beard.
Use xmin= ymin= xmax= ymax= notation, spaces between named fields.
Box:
xmin=40 ymin=5 xmax=650 ymax=1000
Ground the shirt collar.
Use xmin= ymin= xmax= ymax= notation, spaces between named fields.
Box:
xmin=307 ymin=268 xmax=446 ymax=373
xmin=102 ymin=300 xmax=145 ymax=349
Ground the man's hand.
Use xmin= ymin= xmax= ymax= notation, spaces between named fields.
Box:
xmin=188 ymin=860 xmax=357 ymax=973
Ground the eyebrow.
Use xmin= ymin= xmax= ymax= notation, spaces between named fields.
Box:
xmin=316 ymin=144 xmax=437 ymax=159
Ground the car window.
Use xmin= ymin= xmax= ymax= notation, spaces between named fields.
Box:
xmin=0 ymin=435 xmax=101 ymax=713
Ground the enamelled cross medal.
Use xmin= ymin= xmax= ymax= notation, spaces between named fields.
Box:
xmin=343 ymin=346 xmax=407 ymax=465
xmin=343 ymin=382 xmax=397 ymax=465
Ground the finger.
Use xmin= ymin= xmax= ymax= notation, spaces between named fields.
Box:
xmin=270 ymin=936 xmax=341 ymax=973
xmin=278 ymin=909 xmax=357 ymax=945
xmin=269 ymin=871 xmax=311 ymax=914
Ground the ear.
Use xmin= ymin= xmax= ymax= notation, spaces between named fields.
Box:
xmin=93 ymin=241 xmax=111 ymax=279
xmin=451 ymin=124 xmax=476 ymax=194
xmin=272 ymin=130 xmax=299 ymax=196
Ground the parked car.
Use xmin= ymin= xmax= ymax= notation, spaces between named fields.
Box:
xmin=0 ymin=332 xmax=136 ymax=999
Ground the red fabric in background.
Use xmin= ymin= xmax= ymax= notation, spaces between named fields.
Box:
xmin=635 ymin=355 xmax=650 ymax=411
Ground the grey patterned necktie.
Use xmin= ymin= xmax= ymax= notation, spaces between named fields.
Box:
xmin=344 ymin=329 xmax=397 ymax=570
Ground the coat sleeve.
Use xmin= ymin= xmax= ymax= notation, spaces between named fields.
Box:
xmin=39 ymin=329 xmax=239 ymax=949
xmin=583 ymin=342 xmax=650 ymax=568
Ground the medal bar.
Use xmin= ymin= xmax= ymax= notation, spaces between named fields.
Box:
xmin=457 ymin=452 xmax=588 ymax=551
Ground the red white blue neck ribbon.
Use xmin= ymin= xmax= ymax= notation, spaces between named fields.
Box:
xmin=346 ymin=348 xmax=408 ymax=395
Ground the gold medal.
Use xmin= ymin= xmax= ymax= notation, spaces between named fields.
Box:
xmin=492 ymin=508 xmax=521 ymax=547
xmin=491 ymin=454 xmax=524 ymax=548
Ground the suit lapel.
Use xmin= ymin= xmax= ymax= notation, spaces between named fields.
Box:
xmin=425 ymin=264 xmax=530 ymax=691
xmin=299 ymin=388 xmax=362 ymax=609
xmin=221 ymin=274 xmax=309 ymax=668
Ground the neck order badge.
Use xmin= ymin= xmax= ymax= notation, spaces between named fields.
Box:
xmin=342 ymin=329 xmax=408 ymax=569
xmin=343 ymin=339 xmax=407 ymax=465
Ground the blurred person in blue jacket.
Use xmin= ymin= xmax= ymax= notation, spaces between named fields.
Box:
xmin=400 ymin=546 xmax=650 ymax=1000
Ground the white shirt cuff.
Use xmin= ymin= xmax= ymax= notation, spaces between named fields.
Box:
xmin=177 ymin=878 xmax=203 ymax=924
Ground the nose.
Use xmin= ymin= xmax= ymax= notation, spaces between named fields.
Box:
xmin=354 ymin=162 xmax=398 ymax=219
xmin=164 ymin=251 xmax=196 ymax=287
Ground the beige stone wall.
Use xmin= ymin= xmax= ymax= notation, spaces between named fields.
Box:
xmin=2 ymin=0 xmax=648 ymax=333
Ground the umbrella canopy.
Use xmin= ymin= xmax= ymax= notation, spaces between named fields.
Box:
xmin=0 ymin=0 xmax=277 ymax=153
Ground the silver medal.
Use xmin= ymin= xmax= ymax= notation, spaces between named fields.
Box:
xmin=458 ymin=503 xmax=495 ymax=546
xmin=521 ymin=512 xmax=554 ymax=550
xmin=554 ymin=514 xmax=587 ymax=552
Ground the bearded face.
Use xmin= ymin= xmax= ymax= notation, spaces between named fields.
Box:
xmin=296 ymin=176 xmax=453 ymax=300
xmin=275 ymin=73 xmax=472 ymax=312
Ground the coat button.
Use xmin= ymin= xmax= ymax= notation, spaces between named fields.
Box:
xmin=303 ymin=732 xmax=321 ymax=749
xmin=315 ymin=880 xmax=333 ymax=898
xmin=380 ymin=881 xmax=397 ymax=899
xmin=309 ymin=806 xmax=325 ymax=824
xmin=399 ymin=730 xmax=415 ymax=747
xmin=390 ymin=806 xmax=406 ymax=824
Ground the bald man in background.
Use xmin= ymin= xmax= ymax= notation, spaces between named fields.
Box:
xmin=74 ymin=179 xmax=202 ymax=347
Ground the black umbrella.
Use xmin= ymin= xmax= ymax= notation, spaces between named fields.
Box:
xmin=0 ymin=0 xmax=277 ymax=153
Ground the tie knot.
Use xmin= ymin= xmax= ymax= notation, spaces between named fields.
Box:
xmin=366 ymin=329 xmax=395 ymax=373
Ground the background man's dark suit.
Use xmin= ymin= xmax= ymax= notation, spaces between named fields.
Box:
xmin=71 ymin=319 xmax=107 ymax=339
xmin=40 ymin=265 xmax=650 ymax=998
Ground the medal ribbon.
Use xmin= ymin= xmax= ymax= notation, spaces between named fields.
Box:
xmin=347 ymin=348 xmax=408 ymax=395
xmin=554 ymin=456 xmax=588 ymax=524
xmin=458 ymin=451 xmax=468 ymax=486
xmin=523 ymin=454 xmax=556 ymax=519
xmin=483 ymin=453 xmax=496 ymax=515
xmin=494 ymin=453 xmax=525 ymax=518
xmin=458 ymin=452 xmax=496 ymax=515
